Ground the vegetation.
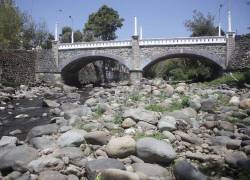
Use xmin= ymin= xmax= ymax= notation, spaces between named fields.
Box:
xmin=83 ymin=5 xmax=124 ymax=41
xmin=0 ymin=0 xmax=53 ymax=50
xmin=185 ymin=10 xmax=224 ymax=37
xmin=60 ymin=27 xmax=83 ymax=43
xmin=113 ymin=112 xmax=123 ymax=124
xmin=145 ymin=104 xmax=168 ymax=112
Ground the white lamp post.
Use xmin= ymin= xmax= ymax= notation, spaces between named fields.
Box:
xmin=69 ymin=15 xmax=74 ymax=43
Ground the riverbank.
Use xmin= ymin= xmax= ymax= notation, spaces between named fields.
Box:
xmin=0 ymin=79 xmax=249 ymax=179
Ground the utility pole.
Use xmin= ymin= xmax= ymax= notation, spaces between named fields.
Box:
xmin=69 ymin=16 xmax=74 ymax=43
xmin=55 ymin=9 xmax=62 ymax=41
xmin=134 ymin=16 xmax=138 ymax=36
xmin=218 ymin=4 xmax=223 ymax=36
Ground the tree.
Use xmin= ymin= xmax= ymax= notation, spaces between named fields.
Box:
xmin=0 ymin=1 xmax=22 ymax=49
xmin=74 ymin=30 xmax=83 ymax=42
xmin=60 ymin=26 xmax=72 ymax=43
xmin=185 ymin=10 xmax=218 ymax=37
xmin=83 ymin=5 xmax=124 ymax=41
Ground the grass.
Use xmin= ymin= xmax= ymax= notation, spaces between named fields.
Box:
xmin=217 ymin=93 xmax=230 ymax=106
xmin=204 ymin=72 xmax=246 ymax=86
xmin=134 ymin=131 xmax=165 ymax=140
xmin=94 ymin=105 xmax=104 ymax=118
xmin=130 ymin=91 xmax=141 ymax=101
xmin=145 ymin=104 xmax=168 ymax=112
xmin=113 ymin=112 xmax=123 ymax=124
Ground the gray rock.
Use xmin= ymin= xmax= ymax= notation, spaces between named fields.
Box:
xmin=0 ymin=145 xmax=38 ymax=172
xmin=29 ymin=136 xmax=56 ymax=150
xmin=136 ymin=137 xmax=176 ymax=164
xmin=53 ymin=147 xmax=86 ymax=167
xmin=173 ymin=160 xmax=207 ymax=180
xmin=158 ymin=116 xmax=177 ymax=131
xmin=106 ymin=136 xmax=136 ymax=158
xmin=132 ymin=162 xmax=170 ymax=179
xmin=0 ymin=136 xmax=17 ymax=147
xmin=85 ymin=158 xmax=125 ymax=180
xmin=9 ymin=129 xmax=22 ymax=135
xmin=38 ymin=170 xmax=67 ymax=180
xmin=57 ymin=129 xmax=86 ymax=147
xmin=136 ymin=121 xmax=157 ymax=131
xmin=68 ymin=174 xmax=79 ymax=180
xmin=201 ymin=99 xmax=216 ymax=112
xmin=28 ymin=155 xmax=64 ymax=172
xmin=211 ymin=136 xmax=241 ymax=149
xmin=100 ymin=169 xmax=140 ymax=180
xmin=162 ymin=131 xmax=176 ymax=142
xmin=43 ymin=99 xmax=60 ymax=108
xmin=224 ymin=151 xmax=248 ymax=168
xmin=123 ymin=108 xmax=160 ymax=125
xmin=84 ymin=131 xmax=111 ymax=145
xmin=122 ymin=118 xmax=136 ymax=128
xmin=61 ymin=103 xmax=92 ymax=119
xmin=26 ymin=124 xmax=58 ymax=141
xmin=175 ymin=131 xmax=202 ymax=145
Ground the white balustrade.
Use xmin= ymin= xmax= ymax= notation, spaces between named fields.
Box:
xmin=58 ymin=36 xmax=226 ymax=50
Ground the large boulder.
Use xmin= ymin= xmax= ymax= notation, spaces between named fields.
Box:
xmin=61 ymin=103 xmax=92 ymax=119
xmin=136 ymin=137 xmax=176 ymax=164
xmin=26 ymin=124 xmax=59 ymax=141
xmin=84 ymin=131 xmax=111 ymax=145
xmin=0 ymin=136 xmax=17 ymax=148
xmin=57 ymin=129 xmax=86 ymax=147
xmin=123 ymin=108 xmax=160 ymax=125
xmin=165 ymin=84 xmax=174 ymax=97
xmin=43 ymin=99 xmax=60 ymax=108
xmin=106 ymin=136 xmax=136 ymax=158
xmin=0 ymin=145 xmax=38 ymax=172
xmin=173 ymin=160 xmax=207 ymax=180
xmin=85 ymin=158 xmax=125 ymax=180
xmin=132 ymin=163 xmax=170 ymax=179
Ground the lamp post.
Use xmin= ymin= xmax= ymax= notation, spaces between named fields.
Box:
xmin=218 ymin=4 xmax=223 ymax=36
xmin=55 ymin=9 xmax=63 ymax=41
xmin=69 ymin=15 xmax=74 ymax=43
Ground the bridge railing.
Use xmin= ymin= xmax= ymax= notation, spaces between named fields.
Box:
xmin=58 ymin=40 xmax=131 ymax=50
xmin=139 ymin=36 xmax=226 ymax=46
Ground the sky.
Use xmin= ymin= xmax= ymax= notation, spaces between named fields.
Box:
xmin=15 ymin=0 xmax=250 ymax=40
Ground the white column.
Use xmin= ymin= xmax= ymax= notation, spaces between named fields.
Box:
xmin=228 ymin=0 xmax=232 ymax=32
xmin=219 ymin=23 xmax=221 ymax=36
xmin=71 ymin=30 xmax=74 ymax=43
xmin=55 ymin=22 xmax=58 ymax=41
xmin=140 ymin=26 xmax=143 ymax=39
xmin=134 ymin=16 xmax=138 ymax=36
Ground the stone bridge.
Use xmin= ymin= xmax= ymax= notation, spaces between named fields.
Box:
xmin=36 ymin=33 xmax=235 ymax=85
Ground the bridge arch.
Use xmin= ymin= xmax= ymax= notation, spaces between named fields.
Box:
xmin=142 ymin=49 xmax=226 ymax=73
xmin=61 ymin=52 xmax=130 ymax=86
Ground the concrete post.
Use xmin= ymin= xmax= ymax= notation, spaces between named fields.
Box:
xmin=52 ymin=40 xmax=59 ymax=68
xmin=130 ymin=35 xmax=142 ymax=84
xmin=226 ymin=32 xmax=235 ymax=68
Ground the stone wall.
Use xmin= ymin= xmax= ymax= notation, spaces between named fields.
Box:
xmin=0 ymin=50 xmax=36 ymax=85
xmin=229 ymin=35 xmax=250 ymax=70
xmin=36 ymin=49 xmax=58 ymax=72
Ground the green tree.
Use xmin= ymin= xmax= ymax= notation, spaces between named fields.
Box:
xmin=185 ymin=10 xmax=218 ymax=37
xmin=0 ymin=1 xmax=22 ymax=49
xmin=60 ymin=26 xmax=72 ymax=43
xmin=74 ymin=30 xmax=83 ymax=42
xmin=83 ymin=5 xmax=124 ymax=41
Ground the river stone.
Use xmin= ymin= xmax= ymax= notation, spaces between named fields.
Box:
xmin=123 ymin=108 xmax=160 ymax=125
xmin=106 ymin=136 xmax=136 ymax=158
xmin=100 ymin=169 xmax=140 ymax=180
xmin=201 ymin=99 xmax=216 ymax=112
xmin=162 ymin=131 xmax=176 ymax=142
xmin=38 ymin=170 xmax=67 ymax=180
xmin=85 ymin=158 xmax=125 ymax=180
xmin=158 ymin=116 xmax=177 ymax=131
xmin=211 ymin=136 xmax=241 ymax=149
xmin=57 ymin=129 xmax=86 ymax=147
xmin=224 ymin=151 xmax=248 ymax=167
xmin=53 ymin=147 xmax=86 ymax=167
xmin=165 ymin=84 xmax=174 ymax=97
xmin=164 ymin=108 xmax=197 ymax=125
xmin=173 ymin=160 xmax=207 ymax=180
xmin=132 ymin=163 xmax=170 ymax=178
xmin=43 ymin=99 xmax=60 ymax=108
xmin=29 ymin=136 xmax=57 ymax=150
xmin=0 ymin=145 xmax=38 ymax=172
xmin=26 ymin=124 xmax=59 ymax=141
xmin=136 ymin=121 xmax=157 ymax=131
xmin=229 ymin=96 xmax=240 ymax=106
xmin=61 ymin=103 xmax=92 ymax=119
xmin=218 ymin=121 xmax=234 ymax=131
xmin=136 ymin=137 xmax=176 ymax=164
xmin=122 ymin=118 xmax=136 ymax=128
xmin=175 ymin=131 xmax=202 ymax=145
xmin=84 ymin=131 xmax=111 ymax=145
xmin=239 ymin=98 xmax=250 ymax=109
xmin=28 ymin=155 xmax=64 ymax=173
xmin=0 ymin=136 xmax=17 ymax=147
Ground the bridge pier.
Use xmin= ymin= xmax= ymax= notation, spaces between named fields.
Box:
xmin=226 ymin=32 xmax=235 ymax=68
xmin=130 ymin=35 xmax=142 ymax=84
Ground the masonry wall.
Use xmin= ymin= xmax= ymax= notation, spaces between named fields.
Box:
xmin=0 ymin=50 xmax=36 ymax=85
xmin=229 ymin=35 xmax=250 ymax=70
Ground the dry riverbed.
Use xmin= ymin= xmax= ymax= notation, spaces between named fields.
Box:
xmin=0 ymin=79 xmax=250 ymax=180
